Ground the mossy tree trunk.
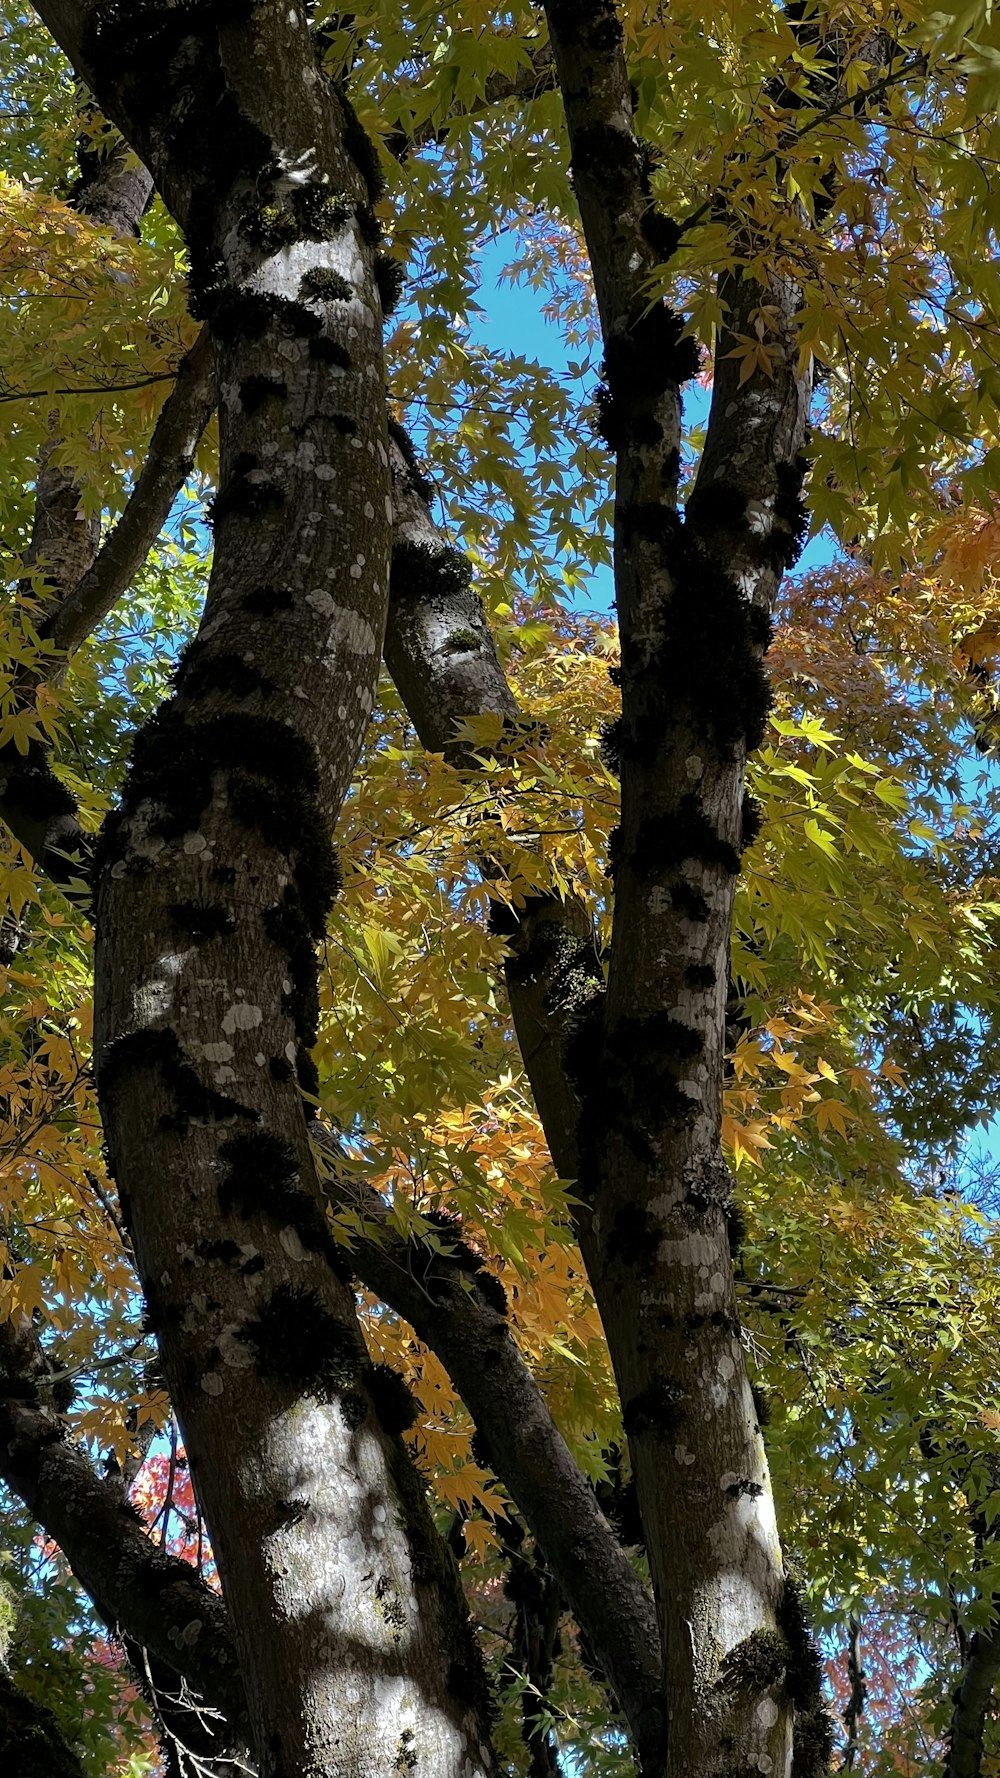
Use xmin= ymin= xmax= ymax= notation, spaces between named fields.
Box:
xmin=537 ymin=5 xmax=819 ymax=1775
xmin=32 ymin=6 xmax=498 ymax=1777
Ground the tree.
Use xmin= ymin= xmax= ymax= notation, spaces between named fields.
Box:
xmin=2 ymin=3 xmax=1000 ymax=1777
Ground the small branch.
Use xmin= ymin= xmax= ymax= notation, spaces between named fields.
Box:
xmin=840 ymin=1613 xmax=866 ymax=1770
xmin=46 ymin=326 xmax=215 ymax=657
xmin=385 ymin=41 xmax=556 ymax=160
xmin=0 ymin=370 xmax=177 ymax=405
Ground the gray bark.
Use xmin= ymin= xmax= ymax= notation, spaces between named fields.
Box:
xmin=32 ymin=6 xmax=499 ymax=1776
xmin=539 ymin=4 xmax=814 ymax=1773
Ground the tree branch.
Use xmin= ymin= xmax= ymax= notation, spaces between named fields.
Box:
xmin=946 ymin=1626 xmax=1000 ymax=1778
xmin=44 ymin=325 xmax=215 ymax=658
xmin=385 ymin=41 xmax=557 ymax=160
xmin=314 ymin=1127 xmax=665 ymax=1773
xmin=0 ymin=1313 xmax=251 ymax=1764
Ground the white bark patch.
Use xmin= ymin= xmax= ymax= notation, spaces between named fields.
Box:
xmin=280 ymin=1225 xmax=308 ymax=1262
xmin=674 ymin=1444 xmax=696 ymax=1465
xmin=200 ymin=1041 xmax=235 ymax=1064
xmin=222 ymin=1002 xmax=263 ymax=1034
xmin=218 ymin=1328 xmax=256 ymax=1368
xmin=133 ymin=951 xmax=191 ymax=1024
xmin=201 ymin=1372 xmax=224 ymax=1396
xmin=323 ymin=605 xmax=378 ymax=656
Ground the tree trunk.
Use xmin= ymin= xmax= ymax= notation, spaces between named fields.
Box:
xmin=34 ymin=5 xmax=499 ymax=1775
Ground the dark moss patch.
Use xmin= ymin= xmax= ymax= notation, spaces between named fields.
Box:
xmin=237 ymin=1283 xmax=360 ymax=1399
xmin=367 ymin=1362 xmax=419 ymax=1435
xmin=748 ymin=603 xmax=774 ymax=649
xmin=386 ymin=416 xmax=435 ymax=504
xmin=771 ymin=455 xmax=811 ymax=572
xmin=751 ymin=1383 xmax=771 ymax=1428
xmin=606 ymin=1204 xmax=659 ymax=1271
xmin=262 ymin=891 xmax=322 ymax=1047
xmin=622 ymin=1378 xmax=683 ymax=1438
xmin=641 ymin=207 xmax=681 ymax=262
xmin=241 ymin=200 xmax=298 ymax=253
xmin=741 ymin=793 xmax=764 ymax=850
xmin=726 ymin=1199 xmax=748 ymax=1258
xmin=778 ymin=1572 xmax=836 ymax=1778
xmin=604 ymin=304 xmax=700 ymax=404
xmin=685 ymin=962 xmax=716 ymax=989
xmin=296 ymin=1045 xmax=321 ymax=1116
xmin=215 ymin=1131 xmax=331 ymax=1265
xmin=475 ymin=1271 xmax=508 ymax=1317
xmin=685 ymin=477 xmax=749 ymax=532
xmin=630 ymin=796 xmax=742 ymax=877
xmin=239 ymin=374 xmax=287 ymax=414
xmin=395 ymin=1728 xmax=418 ymax=1774
xmin=167 ymin=900 xmax=235 ymax=941
xmin=299 ymin=265 xmax=353 ymax=302
xmin=598 ymin=716 xmax=622 ymax=777
xmin=294 ymin=185 xmax=355 ymax=239
xmin=0 ymin=742 xmax=78 ymax=821
xmin=208 ymin=475 xmax=284 ymax=526
xmin=594 ymin=383 xmax=622 ymax=452
xmin=241 ymin=584 xmax=295 ymax=615
xmin=619 ymin=501 xmax=683 ymax=549
xmin=375 ymin=252 xmax=405 ymax=317
xmin=724 ymin=1476 xmax=764 ymax=1500
xmin=720 ymin=1628 xmax=787 ymax=1694
xmin=174 ymin=647 xmax=276 ymax=701
xmin=445 ymin=627 xmax=480 ymax=653
xmin=336 ymin=87 xmax=386 ymax=204
xmin=355 ymin=201 xmax=383 ymax=245
xmin=269 ymin=1055 xmax=294 ymax=1083
xmin=195 ymin=1238 xmax=242 ymax=1264
xmin=389 ymin=538 xmax=474 ymax=606
xmin=211 ymin=290 xmax=324 ymax=344
xmin=571 ymin=121 xmax=640 ymax=197
xmin=670 ymin=881 xmax=710 ymax=922
xmin=307 ymin=335 xmax=352 ymax=368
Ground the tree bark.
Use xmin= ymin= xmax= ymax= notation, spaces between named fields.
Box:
xmin=538 ymin=5 xmax=816 ymax=1774
xmin=32 ymin=6 xmax=499 ymax=1776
